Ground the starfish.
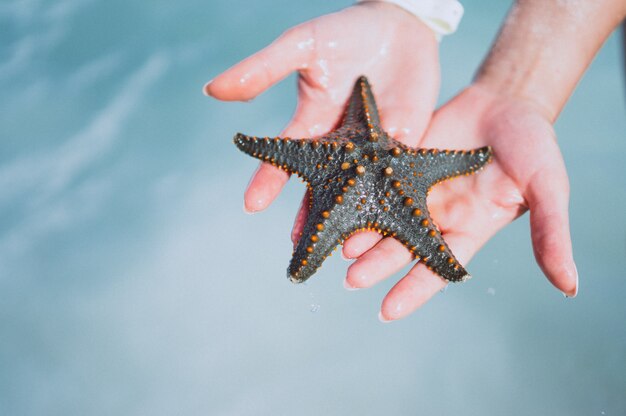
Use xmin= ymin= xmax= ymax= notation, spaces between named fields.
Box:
xmin=234 ymin=76 xmax=492 ymax=283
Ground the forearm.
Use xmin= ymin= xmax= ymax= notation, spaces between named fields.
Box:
xmin=475 ymin=0 xmax=626 ymax=121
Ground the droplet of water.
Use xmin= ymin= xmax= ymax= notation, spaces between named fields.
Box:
xmin=308 ymin=289 xmax=320 ymax=313
xmin=239 ymin=73 xmax=251 ymax=85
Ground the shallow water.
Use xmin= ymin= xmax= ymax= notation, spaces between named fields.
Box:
xmin=1 ymin=1 xmax=625 ymax=415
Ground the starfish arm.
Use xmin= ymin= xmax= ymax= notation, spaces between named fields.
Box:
xmin=398 ymin=146 xmax=493 ymax=189
xmin=373 ymin=170 xmax=471 ymax=282
xmin=394 ymin=205 xmax=471 ymax=282
xmin=235 ymin=132 xmax=371 ymax=184
xmin=233 ymin=133 xmax=330 ymax=180
xmin=288 ymin=186 xmax=366 ymax=282
xmin=339 ymin=76 xmax=382 ymax=136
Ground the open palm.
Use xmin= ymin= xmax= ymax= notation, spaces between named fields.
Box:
xmin=206 ymin=2 xmax=440 ymax=213
xmin=343 ymin=85 xmax=578 ymax=320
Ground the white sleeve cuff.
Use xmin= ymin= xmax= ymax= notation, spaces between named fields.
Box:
xmin=357 ymin=0 xmax=464 ymax=38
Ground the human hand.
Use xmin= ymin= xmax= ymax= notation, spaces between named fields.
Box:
xmin=341 ymin=0 xmax=626 ymax=321
xmin=205 ymin=2 xmax=440 ymax=220
xmin=343 ymin=84 xmax=578 ymax=321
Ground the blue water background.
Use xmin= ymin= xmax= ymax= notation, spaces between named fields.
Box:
xmin=1 ymin=0 xmax=625 ymax=414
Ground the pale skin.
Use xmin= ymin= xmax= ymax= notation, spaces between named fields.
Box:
xmin=206 ymin=0 xmax=626 ymax=321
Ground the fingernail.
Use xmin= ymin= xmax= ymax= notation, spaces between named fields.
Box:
xmin=343 ymin=279 xmax=360 ymax=291
xmin=563 ymin=264 xmax=579 ymax=298
xmin=378 ymin=311 xmax=391 ymax=323
xmin=202 ymin=80 xmax=213 ymax=96
xmin=243 ymin=195 xmax=267 ymax=213
xmin=574 ymin=264 xmax=579 ymax=296
xmin=243 ymin=201 xmax=255 ymax=215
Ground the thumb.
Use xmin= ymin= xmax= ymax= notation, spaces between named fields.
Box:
xmin=526 ymin=164 xmax=578 ymax=297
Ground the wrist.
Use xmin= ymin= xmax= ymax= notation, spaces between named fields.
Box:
xmin=459 ymin=82 xmax=556 ymax=131
xmin=473 ymin=70 xmax=558 ymax=122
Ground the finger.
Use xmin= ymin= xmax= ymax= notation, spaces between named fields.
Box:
xmin=526 ymin=167 xmax=578 ymax=297
xmin=243 ymin=94 xmax=341 ymax=212
xmin=379 ymin=268 xmax=447 ymax=322
xmin=291 ymin=191 xmax=310 ymax=245
xmin=379 ymin=232 xmax=479 ymax=321
xmin=204 ymin=25 xmax=313 ymax=101
xmin=342 ymin=231 xmax=382 ymax=259
xmin=243 ymin=163 xmax=290 ymax=213
xmin=345 ymin=237 xmax=413 ymax=288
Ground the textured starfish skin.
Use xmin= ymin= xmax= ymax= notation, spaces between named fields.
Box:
xmin=234 ymin=76 xmax=492 ymax=283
